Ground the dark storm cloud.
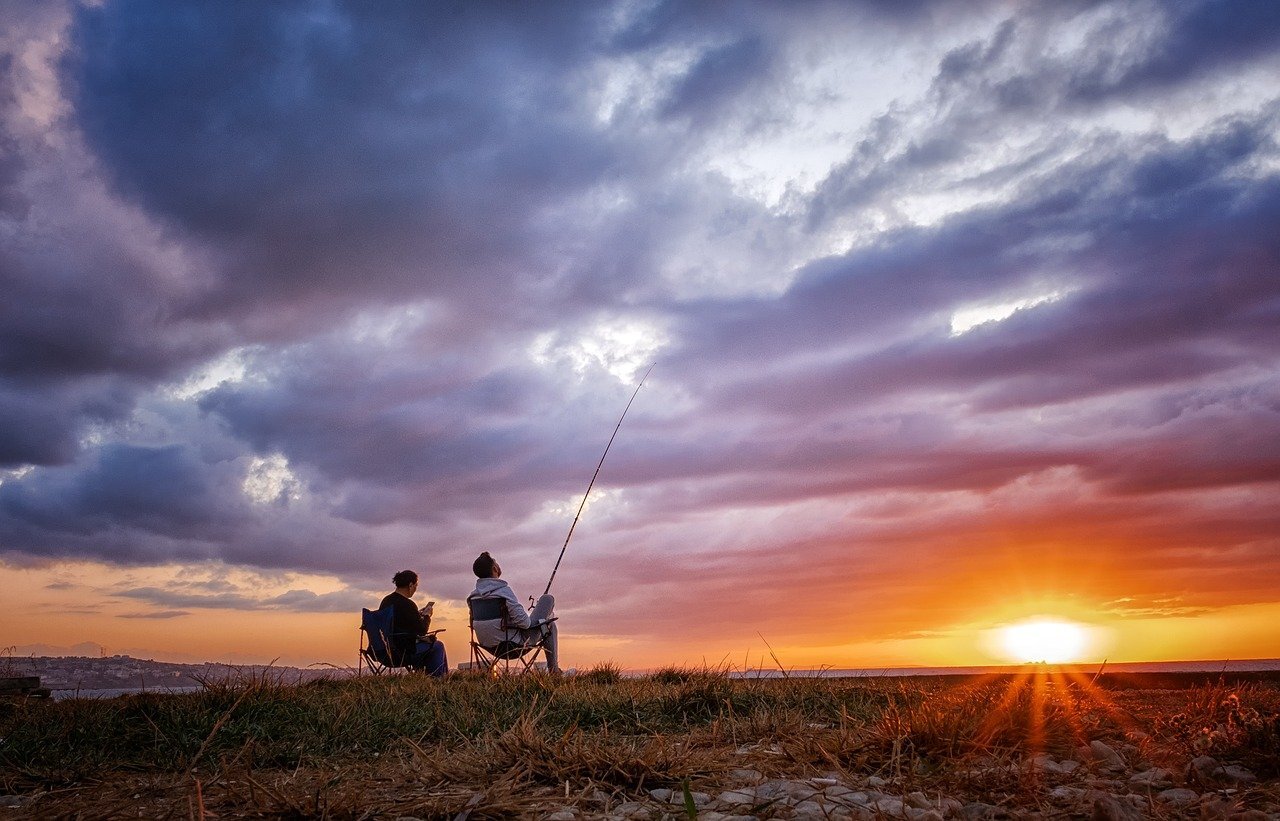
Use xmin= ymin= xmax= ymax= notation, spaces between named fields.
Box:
xmin=0 ymin=444 xmax=241 ymax=547
xmin=114 ymin=585 xmax=371 ymax=614
xmin=1066 ymin=0 xmax=1280 ymax=101
xmin=1 ymin=0 xmax=1278 ymax=651
xmin=67 ymin=0 xmax=621 ymax=312
xmin=660 ymin=36 xmax=771 ymax=123
xmin=708 ymin=137 xmax=1280 ymax=415
xmin=0 ymin=6 xmax=230 ymax=467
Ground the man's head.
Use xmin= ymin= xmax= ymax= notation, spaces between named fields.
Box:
xmin=473 ymin=552 xmax=500 ymax=579
xmin=393 ymin=569 xmax=419 ymax=596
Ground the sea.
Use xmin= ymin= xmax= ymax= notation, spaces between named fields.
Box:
xmin=45 ymin=658 xmax=1280 ymax=699
xmin=732 ymin=658 xmax=1280 ymax=679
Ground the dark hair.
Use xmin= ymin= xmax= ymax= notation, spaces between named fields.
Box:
xmin=472 ymin=552 xmax=496 ymax=578
xmin=392 ymin=569 xmax=418 ymax=588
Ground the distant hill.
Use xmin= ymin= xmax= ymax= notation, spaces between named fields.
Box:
xmin=2 ymin=654 xmax=349 ymax=694
xmin=9 ymin=642 xmax=108 ymax=658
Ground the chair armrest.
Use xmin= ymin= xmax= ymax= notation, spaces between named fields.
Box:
xmin=531 ymin=617 xmax=558 ymax=627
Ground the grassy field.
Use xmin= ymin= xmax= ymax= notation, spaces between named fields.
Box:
xmin=1 ymin=666 xmax=1277 ymax=818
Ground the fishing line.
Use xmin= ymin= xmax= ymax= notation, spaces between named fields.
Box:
xmin=543 ymin=363 xmax=654 ymax=596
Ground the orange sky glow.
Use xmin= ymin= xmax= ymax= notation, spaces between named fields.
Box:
xmin=4 ymin=558 xmax=1276 ymax=671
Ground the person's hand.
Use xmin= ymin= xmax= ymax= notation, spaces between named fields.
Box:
xmin=420 ymin=601 xmax=435 ymax=617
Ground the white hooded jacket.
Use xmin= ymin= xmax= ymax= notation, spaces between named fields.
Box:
xmin=468 ymin=577 xmax=533 ymax=648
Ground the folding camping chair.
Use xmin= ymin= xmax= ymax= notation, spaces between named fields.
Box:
xmin=358 ymin=605 xmax=444 ymax=675
xmin=467 ymin=596 xmax=557 ymax=675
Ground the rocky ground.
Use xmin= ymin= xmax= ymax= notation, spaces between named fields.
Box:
xmin=0 ymin=732 xmax=1274 ymax=818
xmin=501 ymin=742 xmax=1275 ymax=820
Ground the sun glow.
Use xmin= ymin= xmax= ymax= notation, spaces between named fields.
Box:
xmin=999 ymin=617 xmax=1088 ymax=664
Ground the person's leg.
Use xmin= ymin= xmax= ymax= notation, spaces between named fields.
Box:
xmin=529 ymin=593 xmax=555 ymax=624
xmin=424 ymin=640 xmax=448 ymax=678
xmin=541 ymin=621 xmax=559 ymax=673
xmin=527 ymin=594 xmax=559 ymax=672
xmin=414 ymin=638 xmax=448 ymax=677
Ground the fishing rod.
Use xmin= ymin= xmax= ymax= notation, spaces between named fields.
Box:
xmin=543 ymin=363 xmax=654 ymax=597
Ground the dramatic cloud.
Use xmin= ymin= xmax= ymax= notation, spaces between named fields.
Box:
xmin=1 ymin=0 xmax=1277 ymax=665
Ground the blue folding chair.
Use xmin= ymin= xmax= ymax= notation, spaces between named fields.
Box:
xmin=359 ymin=605 xmax=445 ymax=675
xmin=359 ymin=606 xmax=403 ymax=675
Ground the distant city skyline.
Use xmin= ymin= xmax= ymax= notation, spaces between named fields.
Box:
xmin=2 ymin=1 xmax=1279 ymax=669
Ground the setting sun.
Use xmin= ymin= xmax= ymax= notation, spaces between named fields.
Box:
xmin=999 ymin=618 xmax=1088 ymax=664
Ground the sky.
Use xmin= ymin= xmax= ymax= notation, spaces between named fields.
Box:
xmin=1 ymin=0 xmax=1279 ymax=670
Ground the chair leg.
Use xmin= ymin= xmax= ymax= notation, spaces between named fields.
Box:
xmin=524 ymin=644 xmax=545 ymax=673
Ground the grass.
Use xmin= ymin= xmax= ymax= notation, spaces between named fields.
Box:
xmin=1 ymin=667 xmax=1277 ymax=817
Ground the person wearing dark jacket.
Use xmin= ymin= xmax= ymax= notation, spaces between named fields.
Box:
xmin=379 ymin=569 xmax=447 ymax=676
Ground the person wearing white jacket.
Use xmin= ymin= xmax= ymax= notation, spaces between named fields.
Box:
xmin=468 ymin=551 xmax=560 ymax=673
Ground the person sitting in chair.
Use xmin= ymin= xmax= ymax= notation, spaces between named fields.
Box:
xmin=380 ymin=569 xmax=448 ymax=677
xmin=469 ymin=552 xmax=560 ymax=673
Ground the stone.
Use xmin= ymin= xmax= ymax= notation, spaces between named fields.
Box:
xmin=781 ymin=784 xmax=819 ymax=803
xmin=1220 ymin=764 xmax=1257 ymax=785
xmin=827 ymin=788 xmax=870 ymax=807
xmin=1156 ymin=788 xmax=1198 ymax=806
xmin=1058 ymin=760 xmax=1081 ymax=775
xmin=960 ymin=802 xmax=1003 ymax=819
xmin=1089 ymin=792 xmax=1142 ymax=821
xmin=0 ymin=796 xmax=28 ymax=809
xmin=910 ymin=812 xmax=945 ymax=821
xmin=729 ymin=768 xmax=763 ymax=784
xmin=1128 ymin=767 xmax=1173 ymax=789
xmin=1027 ymin=753 xmax=1066 ymax=774
xmin=1189 ymin=755 xmax=1223 ymax=783
xmin=609 ymin=801 xmax=652 ymax=819
xmin=648 ymin=787 xmax=710 ymax=806
xmin=544 ymin=811 xmax=576 ymax=821
xmin=867 ymin=776 xmax=889 ymax=788
xmin=716 ymin=789 xmax=758 ymax=806
xmin=792 ymin=799 xmax=850 ymax=820
xmin=906 ymin=791 xmax=934 ymax=809
xmin=1089 ymin=740 xmax=1126 ymax=771
xmin=1225 ymin=811 xmax=1269 ymax=821
xmin=938 ymin=797 xmax=964 ymax=815
xmin=696 ymin=814 xmax=760 ymax=821
xmin=872 ymin=797 xmax=904 ymax=815
xmin=1050 ymin=787 xmax=1085 ymax=801
xmin=1198 ymin=795 xmax=1238 ymax=819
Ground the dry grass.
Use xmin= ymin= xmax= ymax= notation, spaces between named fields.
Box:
xmin=1 ymin=668 xmax=1277 ymax=818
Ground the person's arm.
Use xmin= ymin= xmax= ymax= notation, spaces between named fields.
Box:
xmin=501 ymin=586 xmax=531 ymax=629
xmin=396 ymin=596 xmax=428 ymax=635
